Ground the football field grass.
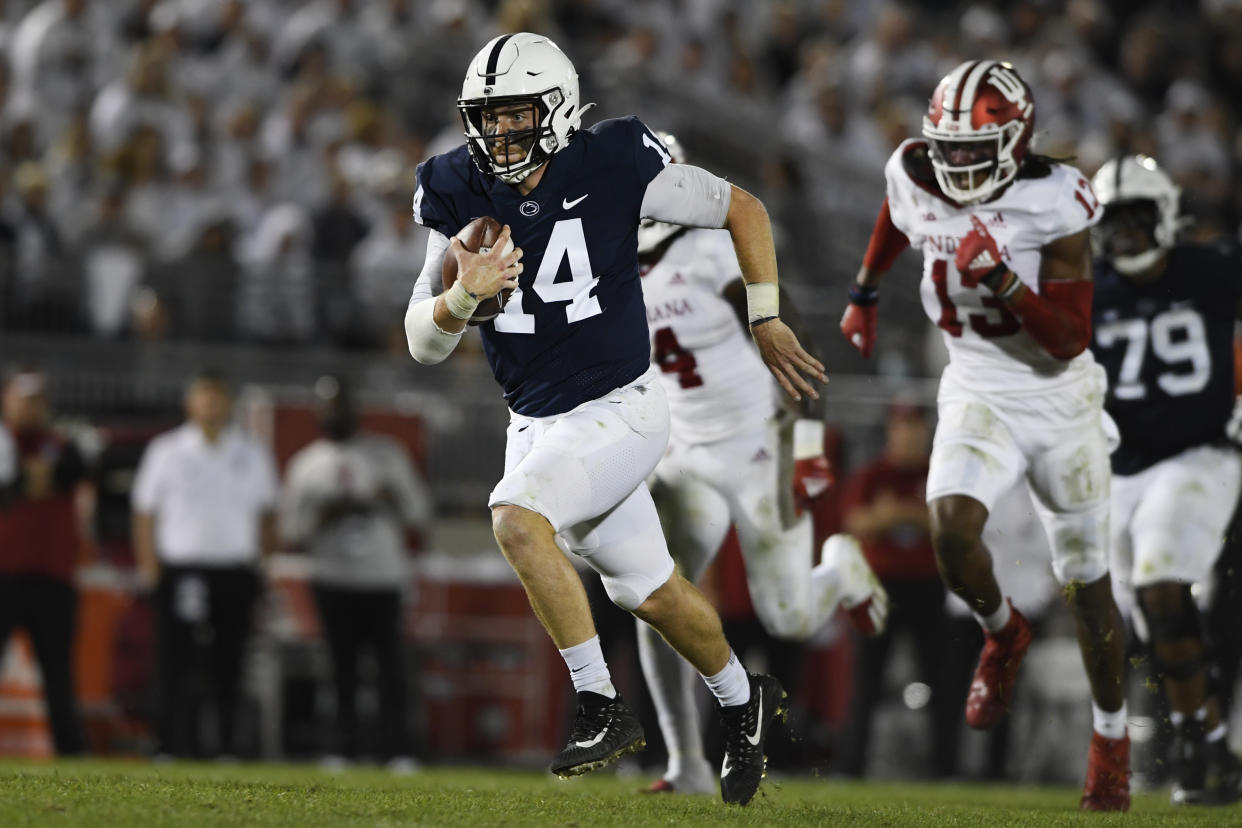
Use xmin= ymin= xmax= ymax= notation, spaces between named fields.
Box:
xmin=1 ymin=759 xmax=1238 ymax=826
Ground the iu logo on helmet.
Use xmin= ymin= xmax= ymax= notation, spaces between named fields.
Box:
xmin=987 ymin=65 xmax=1032 ymax=119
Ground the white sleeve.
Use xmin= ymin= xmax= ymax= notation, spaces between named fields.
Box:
xmin=405 ymin=230 xmax=465 ymax=365
xmin=131 ymin=437 xmax=167 ymax=513
xmin=639 ymin=164 xmax=732 ymax=229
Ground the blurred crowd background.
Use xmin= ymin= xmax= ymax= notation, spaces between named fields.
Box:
xmin=0 ymin=0 xmax=1240 ymax=787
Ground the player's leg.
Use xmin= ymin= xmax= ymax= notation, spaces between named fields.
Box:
xmin=637 ymin=463 xmax=730 ymax=794
xmin=924 ymin=395 xmax=1029 ymax=731
xmin=728 ymin=420 xmax=886 ymax=639
xmin=573 ymin=482 xmax=783 ymax=805
xmin=492 ymin=504 xmax=599 ymax=648
xmin=1027 ymin=422 xmax=1128 ymax=811
xmin=489 ymin=370 xmax=670 ymax=777
xmin=1127 ymin=446 xmax=1242 ymax=804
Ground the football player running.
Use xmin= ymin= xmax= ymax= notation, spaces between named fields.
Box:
xmin=840 ymin=60 xmax=1130 ymax=810
xmin=1089 ymin=155 xmax=1242 ymax=806
xmin=634 ymin=132 xmax=888 ymax=795
xmin=404 ymin=34 xmax=824 ymax=806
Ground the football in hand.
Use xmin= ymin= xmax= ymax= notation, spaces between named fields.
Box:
xmin=442 ymin=216 xmax=514 ymax=325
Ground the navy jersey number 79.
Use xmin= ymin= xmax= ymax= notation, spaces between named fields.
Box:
xmin=413 ymin=116 xmax=671 ymax=417
xmin=1091 ymin=243 xmax=1241 ymax=475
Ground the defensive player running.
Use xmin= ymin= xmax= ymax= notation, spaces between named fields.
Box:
xmin=634 ymin=132 xmax=888 ymax=795
xmin=840 ymin=59 xmax=1130 ymax=810
xmin=404 ymin=33 xmax=825 ymax=806
xmin=1089 ymin=155 xmax=1242 ymax=806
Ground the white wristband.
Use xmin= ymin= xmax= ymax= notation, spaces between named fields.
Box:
xmin=745 ymin=282 xmax=778 ymax=324
xmin=443 ymin=280 xmax=480 ymax=320
xmin=793 ymin=418 xmax=825 ymax=461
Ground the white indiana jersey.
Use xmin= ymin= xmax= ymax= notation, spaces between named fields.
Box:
xmin=640 ymin=228 xmax=774 ymax=444
xmin=886 ymin=138 xmax=1103 ymax=393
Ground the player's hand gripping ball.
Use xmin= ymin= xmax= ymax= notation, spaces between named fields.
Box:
xmin=443 ymin=216 xmax=517 ymax=324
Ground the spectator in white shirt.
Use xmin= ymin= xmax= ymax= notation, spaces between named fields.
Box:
xmin=130 ymin=368 xmax=278 ymax=759
xmin=282 ymin=374 xmax=431 ymax=770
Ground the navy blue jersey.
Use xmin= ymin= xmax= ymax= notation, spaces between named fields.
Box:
xmin=1091 ymin=243 xmax=1241 ymax=475
xmin=413 ymin=117 xmax=672 ymax=416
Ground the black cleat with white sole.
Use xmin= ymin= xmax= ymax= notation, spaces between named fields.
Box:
xmin=717 ymin=673 xmax=786 ymax=805
xmin=549 ymin=692 xmax=645 ymax=778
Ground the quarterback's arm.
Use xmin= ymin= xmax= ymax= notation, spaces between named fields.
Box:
xmin=723 ymin=279 xmax=825 ymax=419
xmin=641 ymin=166 xmax=826 ymax=401
xmin=405 ymin=231 xmax=468 ymax=363
xmin=985 ymin=228 xmax=1093 ymax=360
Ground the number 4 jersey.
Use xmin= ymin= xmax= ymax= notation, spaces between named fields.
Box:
xmin=885 ymin=139 xmax=1103 ymax=394
xmin=639 ymin=228 xmax=773 ymax=444
xmin=413 ymin=117 xmax=671 ymax=416
xmin=1091 ymin=244 xmax=1241 ymax=474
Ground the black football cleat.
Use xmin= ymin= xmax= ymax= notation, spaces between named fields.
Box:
xmin=1206 ymin=736 xmax=1242 ymax=805
xmin=1171 ymin=719 xmax=1208 ymax=806
xmin=549 ymin=692 xmax=645 ymax=778
xmin=717 ymin=673 xmax=786 ymax=805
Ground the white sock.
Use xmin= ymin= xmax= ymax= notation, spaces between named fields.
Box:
xmin=1207 ymin=723 xmax=1228 ymax=743
xmin=974 ymin=599 xmax=1012 ymax=633
xmin=1092 ymin=701 xmax=1127 ymax=740
xmin=559 ymin=635 xmax=616 ymax=698
xmin=702 ymin=651 xmax=750 ymax=707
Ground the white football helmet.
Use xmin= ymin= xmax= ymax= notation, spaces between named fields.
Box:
xmin=922 ymin=60 xmax=1035 ymax=205
xmin=636 ymin=130 xmax=686 ymax=255
xmin=1090 ymin=155 xmax=1181 ymax=274
xmin=458 ymin=33 xmax=593 ymax=184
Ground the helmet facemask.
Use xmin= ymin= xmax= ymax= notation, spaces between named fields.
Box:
xmin=459 ymin=92 xmax=564 ymax=184
xmin=1092 ymin=201 xmax=1163 ymax=275
xmin=921 ymin=60 xmax=1034 ymax=205
xmin=925 ymin=119 xmax=1024 ymax=205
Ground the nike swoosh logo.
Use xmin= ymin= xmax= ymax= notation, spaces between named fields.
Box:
xmin=721 ymin=755 xmax=733 ymax=778
xmin=574 ymin=725 xmax=609 ymax=749
xmin=746 ymin=686 xmax=764 ymax=746
xmin=563 ymin=194 xmax=589 ymax=209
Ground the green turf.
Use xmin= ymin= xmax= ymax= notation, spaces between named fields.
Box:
xmin=0 ymin=760 xmax=1238 ymax=827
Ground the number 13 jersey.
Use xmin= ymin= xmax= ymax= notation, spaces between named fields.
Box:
xmin=885 ymin=139 xmax=1103 ymax=394
xmin=639 ymin=228 xmax=773 ymax=444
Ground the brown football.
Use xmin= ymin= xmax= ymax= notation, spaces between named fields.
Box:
xmin=442 ymin=216 xmax=513 ymax=325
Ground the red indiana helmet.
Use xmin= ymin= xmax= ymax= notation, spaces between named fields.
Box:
xmin=922 ymin=59 xmax=1035 ymax=205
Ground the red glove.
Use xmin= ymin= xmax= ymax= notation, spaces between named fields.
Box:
xmin=792 ymin=419 xmax=833 ymax=516
xmin=954 ymin=214 xmax=1007 ymax=289
xmin=840 ymin=285 xmax=878 ymax=358
xmin=793 ymin=456 xmax=833 ymax=516
xmin=845 ymin=595 xmax=888 ymax=638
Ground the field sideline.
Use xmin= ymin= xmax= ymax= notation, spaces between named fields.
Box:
xmin=1 ymin=759 xmax=1237 ymax=827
